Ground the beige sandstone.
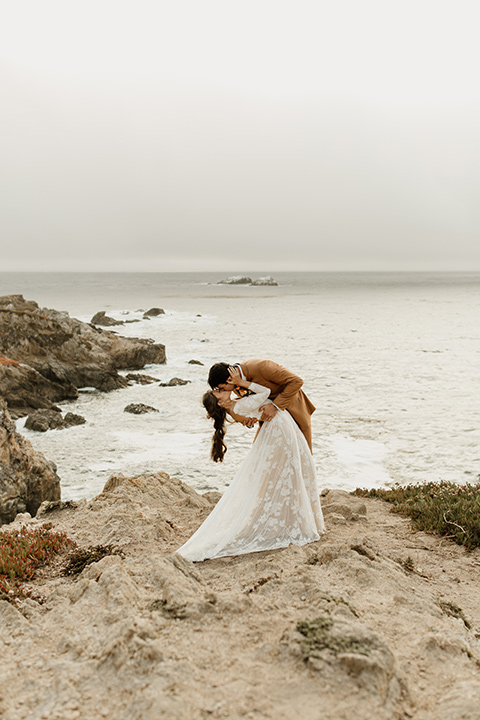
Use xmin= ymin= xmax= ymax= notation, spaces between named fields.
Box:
xmin=1 ymin=473 xmax=480 ymax=720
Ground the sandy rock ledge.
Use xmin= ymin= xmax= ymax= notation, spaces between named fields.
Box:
xmin=1 ymin=472 xmax=480 ymax=720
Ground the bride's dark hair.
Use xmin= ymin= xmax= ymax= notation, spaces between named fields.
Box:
xmin=203 ymin=391 xmax=228 ymax=462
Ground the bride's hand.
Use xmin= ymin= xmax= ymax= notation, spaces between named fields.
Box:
xmin=228 ymin=365 xmax=247 ymax=386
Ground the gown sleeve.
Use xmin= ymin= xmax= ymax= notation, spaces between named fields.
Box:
xmin=233 ymin=383 xmax=272 ymax=417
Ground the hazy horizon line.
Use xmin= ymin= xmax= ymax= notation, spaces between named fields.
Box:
xmin=1 ymin=269 xmax=480 ymax=275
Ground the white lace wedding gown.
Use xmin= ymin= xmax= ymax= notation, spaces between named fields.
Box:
xmin=177 ymin=382 xmax=325 ymax=562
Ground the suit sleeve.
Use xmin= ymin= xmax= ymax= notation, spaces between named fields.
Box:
xmin=256 ymin=359 xmax=303 ymax=411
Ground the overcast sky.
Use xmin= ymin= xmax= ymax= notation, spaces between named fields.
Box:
xmin=1 ymin=0 xmax=479 ymax=272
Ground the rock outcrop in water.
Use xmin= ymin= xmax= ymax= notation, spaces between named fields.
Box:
xmin=0 ymin=295 xmax=166 ymax=417
xmin=24 ymin=409 xmax=86 ymax=432
xmin=2 ymin=472 xmax=480 ymax=719
xmin=217 ymin=275 xmax=253 ymax=284
xmin=0 ymin=400 xmax=60 ymax=524
xmin=90 ymin=310 xmax=124 ymax=326
xmin=251 ymin=276 xmax=278 ymax=286
xmin=217 ymin=276 xmax=278 ymax=286
xmin=124 ymin=403 xmax=159 ymax=414
xmin=143 ymin=307 xmax=165 ymax=318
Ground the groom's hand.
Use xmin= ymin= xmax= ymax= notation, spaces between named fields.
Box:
xmin=260 ymin=404 xmax=278 ymax=422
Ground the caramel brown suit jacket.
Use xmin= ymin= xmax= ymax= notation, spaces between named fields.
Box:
xmin=239 ymin=358 xmax=315 ymax=452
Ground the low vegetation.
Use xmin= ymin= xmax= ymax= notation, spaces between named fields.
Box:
xmin=0 ymin=523 xmax=76 ymax=599
xmin=62 ymin=544 xmax=124 ymax=576
xmin=354 ymin=481 xmax=480 ymax=551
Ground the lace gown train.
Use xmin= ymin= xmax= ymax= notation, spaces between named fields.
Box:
xmin=177 ymin=383 xmax=325 ymax=562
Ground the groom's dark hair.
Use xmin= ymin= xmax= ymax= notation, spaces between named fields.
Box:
xmin=208 ymin=362 xmax=230 ymax=389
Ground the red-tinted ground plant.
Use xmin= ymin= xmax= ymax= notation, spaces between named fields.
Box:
xmin=0 ymin=523 xmax=77 ymax=599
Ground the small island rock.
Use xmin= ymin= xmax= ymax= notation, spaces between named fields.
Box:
xmin=143 ymin=308 xmax=165 ymax=318
xmin=124 ymin=403 xmax=159 ymax=414
xmin=125 ymin=373 xmax=158 ymax=385
xmin=217 ymin=276 xmax=253 ymax=285
xmin=251 ymin=276 xmax=278 ymax=286
xmin=158 ymin=378 xmax=191 ymax=387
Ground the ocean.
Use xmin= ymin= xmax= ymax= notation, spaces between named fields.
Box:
xmin=1 ymin=271 xmax=479 ymax=501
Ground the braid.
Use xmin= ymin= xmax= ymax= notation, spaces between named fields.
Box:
xmin=202 ymin=391 xmax=228 ymax=462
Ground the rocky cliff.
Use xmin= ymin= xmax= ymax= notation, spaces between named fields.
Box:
xmin=0 ymin=400 xmax=60 ymax=524
xmin=1 ymin=473 xmax=480 ymax=720
xmin=0 ymin=295 xmax=166 ymax=417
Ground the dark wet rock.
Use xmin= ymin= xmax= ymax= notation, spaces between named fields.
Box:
xmin=0 ymin=295 xmax=166 ymax=416
xmin=158 ymin=378 xmax=191 ymax=387
xmin=25 ymin=409 xmax=63 ymax=432
xmin=217 ymin=276 xmax=277 ymax=286
xmin=63 ymin=412 xmax=86 ymax=427
xmin=90 ymin=311 xmax=124 ymax=326
xmin=25 ymin=409 xmax=87 ymax=432
xmin=143 ymin=308 xmax=165 ymax=318
xmin=125 ymin=373 xmax=158 ymax=385
xmin=124 ymin=403 xmax=159 ymax=414
xmin=217 ymin=276 xmax=253 ymax=285
xmin=0 ymin=360 xmax=78 ymax=419
xmin=0 ymin=400 xmax=61 ymax=525
xmin=188 ymin=359 xmax=204 ymax=366
xmin=251 ymin=276 xmax=278 ymax=286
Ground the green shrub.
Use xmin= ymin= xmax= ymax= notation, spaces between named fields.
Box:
xmin=354 ymin=481 xmax=480 ymax=551
xmin=0 ymin=523 xmax=76 ymax=598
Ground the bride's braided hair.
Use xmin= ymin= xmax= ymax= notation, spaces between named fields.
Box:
xmin=203 ymin=391 xmax=228 ymax=462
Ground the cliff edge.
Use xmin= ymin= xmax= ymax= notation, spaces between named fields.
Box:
xmin=1 ymin=472 xmax=480 ymax=720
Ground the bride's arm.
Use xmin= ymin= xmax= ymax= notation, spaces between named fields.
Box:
xmin=233 ymin=384 xmax=271 ymax=417
xmin=227 ymin=368 xmax=272 ymax=414
xmin=227 ymin=408 xmax=257 ymax=427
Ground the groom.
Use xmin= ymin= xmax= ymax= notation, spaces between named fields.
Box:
xmin=208 ymin=358 xmax=315 ymax=452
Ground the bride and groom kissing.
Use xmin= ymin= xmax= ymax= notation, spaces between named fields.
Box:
xmin=177 ymin=358 xmax=325 ymax=562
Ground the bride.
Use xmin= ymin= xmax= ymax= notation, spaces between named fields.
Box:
xmin=177 ymin=367 xmax=325 ymax=562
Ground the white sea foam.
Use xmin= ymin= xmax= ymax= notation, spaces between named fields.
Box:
xmin=328 ymin=434 xmax=395 ymax=490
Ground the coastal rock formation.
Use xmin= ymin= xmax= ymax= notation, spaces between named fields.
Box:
xmin=0 ymin=400 xmax=60 ymax=524
xmin=217 ymin=275 xmax=253 ymax=285
xmin=0 ymin=295 xmax=166 ymax=416
xmin=158 ymin=377 xmax=191 ymax=387
xmin=2 ymin=472 xmax=480 ymax=719
xmin=0 ymin=359 xmax=78 ymax=418
xmin=90 ymin=311 xmax=124 ymax=326
xmin=125 ymin=373 xmax=158 ymax=385
xmin=217 ymin=276 xmax=278 ymax=286
xmin=124 ymin=403 xmax=159 ymax=414
xmin=143 ymin=307 xmax=165 ymax=317
xmin=251 ymin=276 xmax=278 ymax=286
xmin=24 ymin=409 xmax=86 ymax=432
